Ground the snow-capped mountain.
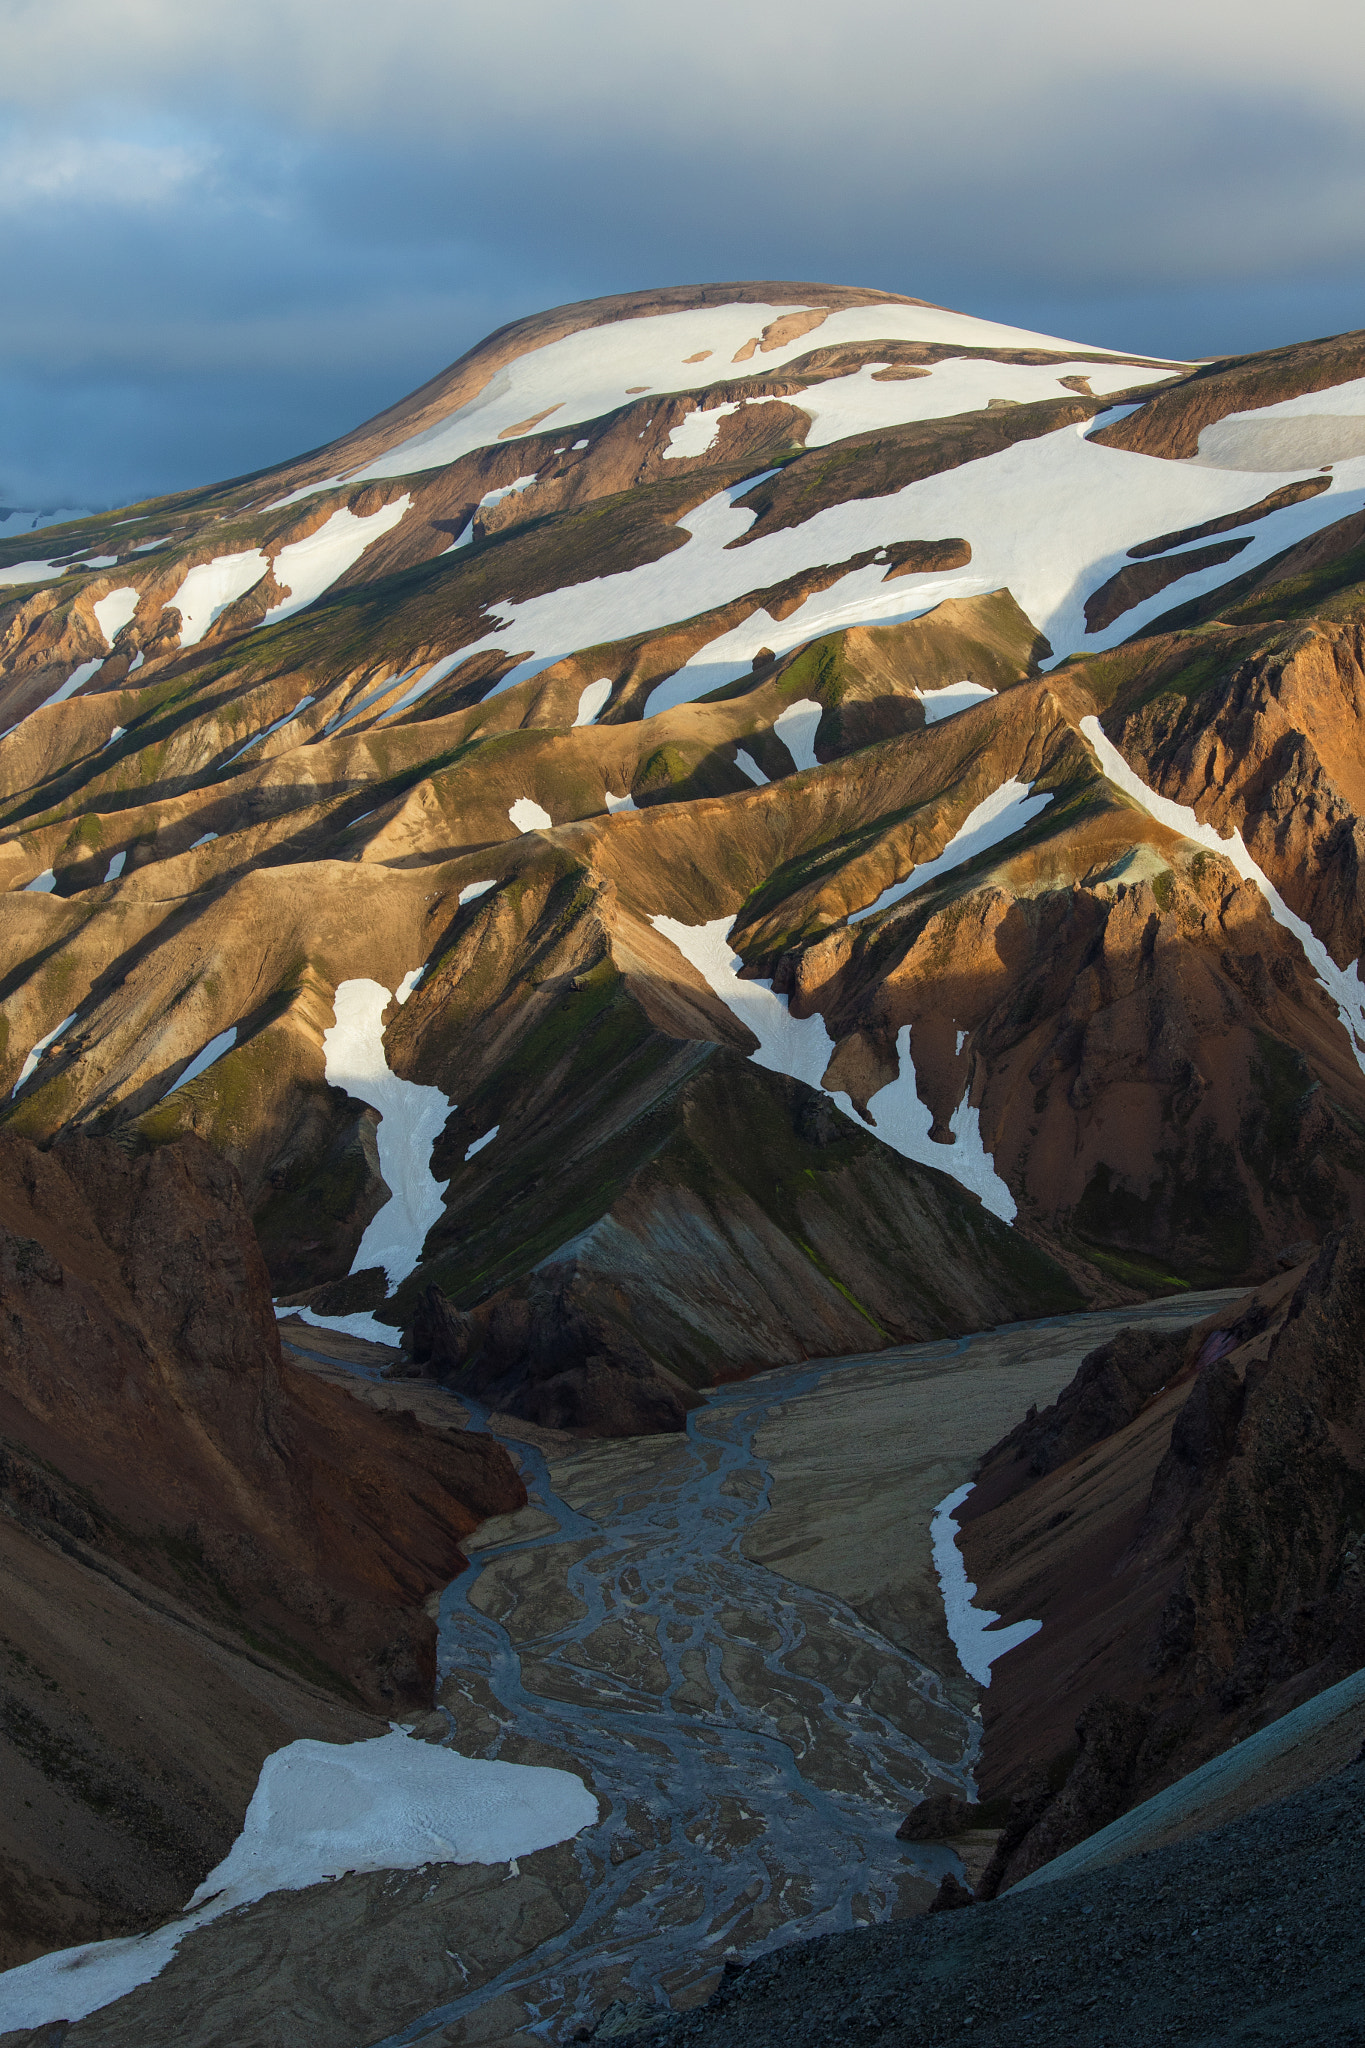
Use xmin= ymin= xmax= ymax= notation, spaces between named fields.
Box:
xmin=5 ymin=281 xmax=1365 ymax=1428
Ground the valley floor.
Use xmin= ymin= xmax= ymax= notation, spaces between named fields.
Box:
xmin=0 ymin=1293 xmax=1240 ymax=2048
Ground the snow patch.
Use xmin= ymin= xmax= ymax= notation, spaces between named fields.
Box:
xmin=1082 ymin=715 xmax=1365 ymax=1072
xmin=323 ymin=979 xmax=451 ymax=1292
xmin=22 ymin=870 xmax=56 ymax=894
xmin=772 ymin=697 xmax=822 ymax=772
xmin=573 ymin=678 xmax=613 ymax=726
xmin=509 ymin=797 xmax=552 ymax=832
xmin=190 ymin=833 xmax=218 ymax=848
xmin=459 ymin=879 xmax=498 ymax=905
xmin=734 ymin=748 xmax=768 ymax=785
xmin=91 ymin=586 xmax=138 ymax=646
xmin=0 ymin=1732 xmax=596 ymax=2031
xmin=604 ymin=789 xmax=636 ymax=813
xmin=918 ymin=680 xmax=996 ymax=723
xmin=104 ymin=851 xmax=126 ymax=882
xmin=465 ymin=1126 xmax=499 ymax=1161
xmin=263 ymin=498 xmax=410 ymax=627
xmin=849 ymin=779 xmax=1053 ymax=925
xmin=168 ymin=551 xmax=269 ymax=646
xmin=33 ymin=659 xmax=104 ymax=715
xmin=932 ymin=1483 xmax=1041 ymax=1685
xmin=650 ymin=915 xmax=1015 ymax=1219
xmin=168 ymin=1025 xmax=237 ymax=1093
xmin=102 ymin=726 xmax=125 ymax=749
xmin=0 ymin=557 xmax=67 ymax=588
xmin=12 ymin=1011 xmax=77 ymax=1095
xmin=227 ymin=694 xmax=316 ymax=763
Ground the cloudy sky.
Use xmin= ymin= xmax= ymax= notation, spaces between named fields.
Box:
xmin=4 ymin=0 xmax=1364 ymax=512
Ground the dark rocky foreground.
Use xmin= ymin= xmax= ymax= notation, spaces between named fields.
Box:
xmin=605 ymin=1761 xmax=1365 ymax=2048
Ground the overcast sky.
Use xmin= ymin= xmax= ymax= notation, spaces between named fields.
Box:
xmin=4 ymin=0 xmax=1365 ymax=511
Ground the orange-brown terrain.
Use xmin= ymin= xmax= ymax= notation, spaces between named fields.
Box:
xmin=4 ymin=281 xmax=1365 ymax=2034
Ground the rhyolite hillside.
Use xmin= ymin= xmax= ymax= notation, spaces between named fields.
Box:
xmin=6 ymin=282 xmax=1365 ymax=1429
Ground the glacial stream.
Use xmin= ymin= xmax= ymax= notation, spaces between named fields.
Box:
xmin=375 ymin=1352 xmax=983 ymax=2046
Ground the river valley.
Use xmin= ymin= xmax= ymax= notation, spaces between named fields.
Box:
xmin=3 ymin=1290 xmax=1238 ymax=2048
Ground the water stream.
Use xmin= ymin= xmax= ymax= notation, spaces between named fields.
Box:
xmin=375 ymin=1346 xmax=982 ymax=2045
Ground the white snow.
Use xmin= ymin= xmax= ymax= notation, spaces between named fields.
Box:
xmin=226 ymin=693 xmax=316 ymax=763
xmin=337 ymin=302 xmax=1172 ymax=486
xmin=79 ymin=555 xmax=118 ymax=569
xmin=101 ymin=726 xmax=125 ymax=749
xmin=604 ymin=789 xmax=636 ymax=812
xmin=931 ymin=1483 xmax=1041 ymax=1685
xmin=32 ymin=659 xmax=104 ymax=716
xmin=663 ymin=401 xmax=765 ymax=459
xmin=434 ymin=399 xmax=1365 ymax=718
xmin=104 ymin=851 xmax=126 ymax=881
xmin=168 ymin=550 xmax=270 ymax=646
xmin=650 ymin=914 xmax=1015 ymax=1219
xmin=1190 ymin=375 xmax=1365 ymax=472
xmin=190 ymin=832 xmax=218 ymax=848
xmin=322 ymin=668 xmax=418 ymax=737
xmin=956 ymin=1029 xmax=968 ymax=1055
xmin=918 ymin=680 xmax=996 ymax=723
xmin=849 ymin=779 xmax=1053 ymax=924
xmin=372 ymin=651 xmax=468 ymax=726
xmin=11 ymin=1011 xmax=77 ymax=1095
xmin=263 ymin=498 xmax=410 ymax=628
xmin=323 ymin=978 xmax=451 ymax=1292
xmin=572 ymin=439 xmax=589 ymax=451
xmin=478 ymin=475 xmax=539 ymax=510
xmin=459 ymin=879 xmax=498 ymax=905
xmin=91 ymin=587 xmax=138 ymax=646
xmin=0 ymin=557 xmax=67 ymax=588
xmin=22 ymin=870 xmax=56 ymax=893
xmin=0 ymin=1731 xmax=596 ymax=2032
xmin=573 ymin=678 xmax=614 ymax=726
xmin=465 ymin=1125 xmax=499 ymax=1160
xmin=1082 ymin=715 xmax=1365 ymax=1072
xmin=167 ymin=1025 xmax=237 ymax=1093
xmin=734 ymin=748 xmax=769 ymax=785
xmin=509 ymin=797 xmax=552 ymax=832
xmin=776 ymin=356 xmax=1173 ymax=454
xmin=443 ymin=519 xmax=475 ymax=552
xmin=772 ymin=697 xmax=822 ymax=771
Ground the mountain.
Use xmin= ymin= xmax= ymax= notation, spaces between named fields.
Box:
xmin=4 ymin=282 xmax=1365 ymax=1436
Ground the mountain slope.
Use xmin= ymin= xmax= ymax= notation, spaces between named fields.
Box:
xmin=5 ymin=284 xmax=1365 ymax=1410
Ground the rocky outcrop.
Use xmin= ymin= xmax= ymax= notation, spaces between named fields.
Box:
xmin=960 ymin=1227 xmax=1365 ymax=1890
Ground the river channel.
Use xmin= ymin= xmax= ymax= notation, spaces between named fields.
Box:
xmin=360 ymin=1288 xmax=1236 ymax=2047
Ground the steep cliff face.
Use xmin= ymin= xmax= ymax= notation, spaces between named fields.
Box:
xmin=959 ymin=1230 xmax=1365 ymax=1892
xmin=0 ymin=1131 xmax=524 ymax=1964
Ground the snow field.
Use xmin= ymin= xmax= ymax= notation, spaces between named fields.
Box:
xmin=104 ymin=851 xmax=126 ymax=882
xmin=167 ymin=1026 xmax=238 ymax=1094
xmin=22 ymin=870 xmax=56 ymax=894
xmin=322 ymin=978 xmax=452 ymax=1293
xmin=931 ymin=1483 xmax=1042 ymax=1685
xmin=341 ymin=300 xmax=1172 ymax=485
xmin=573 ymin=678 xmax=614 ymax=726
xmin=91 ymin=587 xmax=138 ymax=645
xmin=168 ymin=550 xmax=270 ymax=646
xmin=263 ymin=497 xmax=410 ymax=627
xmin=734 ymin=748 xmax=768 ymax=785
xmin=772 ymin=697 xmax=822 ymax=771
xmin=458 ymin=879 xmax=498 ymax=904
xmin=0 ymin=1733 xmax=597 ymax=2031
xmin=918 ymin=680 xmax=995 ymax=723
xmin=650 ymin=915 xmax=1015 ymax=1220
xmin=11 ymin=1012 xmax=77 ymax=1096
xmin=465 ymin=1125 xmax=499 ymax=1160
xmin=447 ymin=406 xmax=1365 ymax=719
xmin=849 ymin=780 xmax=1053 ymax=924
xmin=1082 ymin=716 xmax=1365 ymax=1073
xmin=32 ymin=659 xmax=105 ymax=717
xmin=509 ymin=797 xmax=552 ymax=831
xmin=604 ymin=789 xmax=636 ymax=813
